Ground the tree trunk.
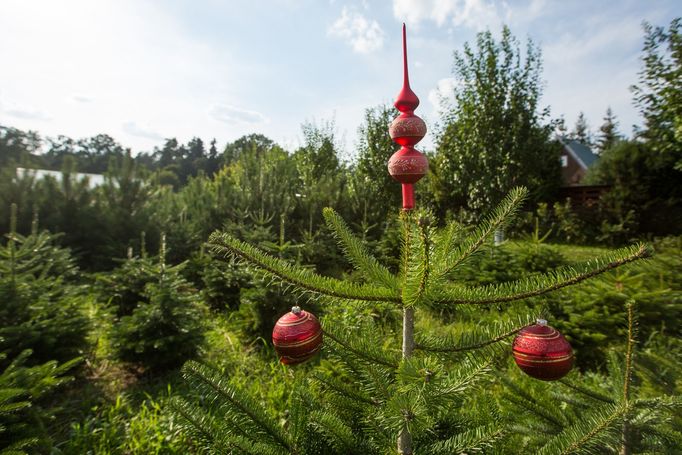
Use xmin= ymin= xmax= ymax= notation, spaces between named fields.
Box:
xmin=620 ymin=420 xmax=631 ymax=455
xmin=398 ymin=306 xmax=415 ymax=455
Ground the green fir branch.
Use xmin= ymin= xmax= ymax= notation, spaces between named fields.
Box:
xmin=172 ymin=397 xmax=285 ymax=455
xmin=433 ymin=187 xmax=528 ymax=278
xmin=539 ymin=403 xmax=629 ymax=455
xmin=323 ymin=329 xmax=399 ymax=369
xmin=181 ymin=361 xmax=291 ymax=452
xmin=207 ymin=231 xmax=400 ymax=303
xmin=558 ymin=380 xmax=615 ymax=405
xmin=500 ymin=377 xmax=568 ymax=429
xmin=415 ymin=314 xmax=538 ymax=353
xmin=170 ymin=398 xmax=233 ymax=453
xmin=312 ymin=373 xmax=379 ymax=407
xmin=322 ymin=340 xmax=395 ymax=405
xmin=323 ymin=207 xmax=398 ymax=290
xmin=310 ymin=410 xmax=363 ymax=454
xmin=422 ymin=424 xmax=506 ymax=454
xmin=401 ymin=211 xmax=431 ymax=307
xmin=431 ymin=243 xmax=651 ymax=306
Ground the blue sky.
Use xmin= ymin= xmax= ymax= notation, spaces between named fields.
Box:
xmin=0 ymin=0 xmax=678 ymax=157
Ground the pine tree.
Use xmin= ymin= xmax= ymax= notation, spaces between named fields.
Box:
xmin=596 ymin=107 xmax=621 ymax=153
xmin=171 ymin=187 xmax=652 ymax=454
xmin=571 ymin=112 xmax=592 ymax=146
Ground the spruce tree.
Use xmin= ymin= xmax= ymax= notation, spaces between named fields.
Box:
xmin=571 ymin=112 xmax=592 ymax=146
xmin=108 ymin=234 xmax=206 ymax=372
xmin=0 ymin=204 xmax=88 ymax=365
xmin=596 ymin=107 xmax=621 ymax=154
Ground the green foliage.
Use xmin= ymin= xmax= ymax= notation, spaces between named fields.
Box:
xmin=431 ymin=26 xmax=560 ymax=219
xmin=185 ymin=251 xmax=249 ymax=312
xmin=587 ymin=139 xmax=682 ymax=237
xmin=177 ymin=186 xmax=653 ymax=453
xmin=0 ymin=350 xmax=80 ymax=454
xmin=548 ymin=243 xmax=682 ymax=370
xmin=583 ymin=18 xmax=682 ymax=237
xmin=172 ymin=361 xmax=296 ymax=454
xmin=569 ymin=111 xmax=593 ymax=147
xmin=96 ymin=257 xmax=159 ymax=318
xmin=631 ymin=18 xmax=682 ymax=167
xmin=0 ymin=126 xmax=42 ymax=169
xmin=350 ymin=104 xmax=401 ymax=235
xmin=109 ymin=267 xmax=206 ymax=372
xmin=0 ymin=224 xmax=89 ymax=366
xmin=596 ymin=107 xmax=622 ymax=153
xmin=236 ymin=285 xmax=307 ymax=342
xmin=65 ymin=393 xmax=189 ymax=455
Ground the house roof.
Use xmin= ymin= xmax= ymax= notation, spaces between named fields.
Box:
xmin=559 ymin=137 xmax=599 ymax=169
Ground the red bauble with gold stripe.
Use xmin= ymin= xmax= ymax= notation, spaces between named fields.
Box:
xmin=272 ymin=306 xmax=322 ymax=365
xmin=512 ymin=319 xmax=573 ymax=381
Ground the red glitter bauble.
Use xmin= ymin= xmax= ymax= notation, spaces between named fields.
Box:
xmin=389 ymin=114 xmax=427 ymax=146
xmin=387 ymin=146 xmax=429 ymax=184
xmin=272 ymin=306 xmax=322 ymax=365
xmin=512 ymin=319 xmax=573 ymax=381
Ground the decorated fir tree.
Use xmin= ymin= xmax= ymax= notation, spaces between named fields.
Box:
xmin=172 ymin=26 xmax=656 ymax=454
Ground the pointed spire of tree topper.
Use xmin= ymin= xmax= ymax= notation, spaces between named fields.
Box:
xmin=388 ymin=24 xmax=428 ymax=210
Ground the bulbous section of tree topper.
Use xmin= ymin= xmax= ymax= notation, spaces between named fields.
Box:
xmin=387 ymin=146 xmax=429 ymax=184
xmin=389 ymin=114 xmax=427 ymax=146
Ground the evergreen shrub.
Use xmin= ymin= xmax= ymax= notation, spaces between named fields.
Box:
xmin=110 ymin=269 xmax=206 ymax=372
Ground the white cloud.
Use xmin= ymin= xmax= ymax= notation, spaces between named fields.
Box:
xmin=122 ymin=121 xmax=164 ymax=141
xmin=543 ymin=18 xmax=642 ymax=66
xmin=428 ymin=77 xmax=458 ymax=113
xmin=208 ymin=104 xmax=269 ymax=125
xmin=393 ymin=0 xmax=505 ymax=31
xmin=328 ymin=7 xmax=385 ymax=53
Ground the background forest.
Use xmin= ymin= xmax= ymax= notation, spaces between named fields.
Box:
xmin=0 ymin=19 xmax=681 ymax=454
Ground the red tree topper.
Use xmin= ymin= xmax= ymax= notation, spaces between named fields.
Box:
xmin=512 ymin=319 xmax=574 ymax=381
xmin=272 ymin=306 xmax=323 ymax=365
xmin=387 ymin=24 xmax=428 ymax=210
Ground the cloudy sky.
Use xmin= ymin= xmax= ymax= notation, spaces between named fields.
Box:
xmin=0 ymin=0 xmax=678 ymax=156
